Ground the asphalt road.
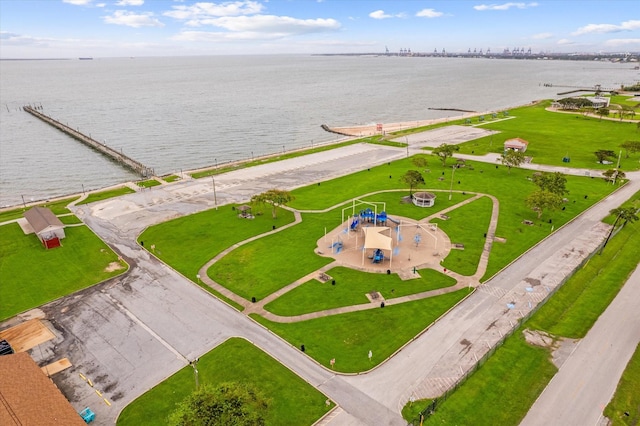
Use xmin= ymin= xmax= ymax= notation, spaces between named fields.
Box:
xmin=12 ymin=138 xmax=639 ymax=426
xmin=520 ymin=265 xmax=640 ymax=426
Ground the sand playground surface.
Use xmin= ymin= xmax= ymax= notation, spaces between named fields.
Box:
xmin=315 ymin=215 xmax=452 ymax=276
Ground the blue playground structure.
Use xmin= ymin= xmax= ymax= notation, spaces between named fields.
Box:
xmin=350 ymin=218 xmax=359 ymax=230
xmin=371 ymin=249 xmax=384 ymax=263
xmin=358 ymin=209 xmax=395 ymax=226
xmin=79 ymin=407 xmax=95 ymax=423
xmin=330 ymin=240 xmax=343 ymax=253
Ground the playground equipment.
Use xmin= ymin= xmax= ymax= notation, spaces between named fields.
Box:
xmin=350 ymin=218 xmax=359 ymax=230
xmin=79 ymin=407 xmax=95 ymax=423
xmin=371 ymin=249 xmax=384 ymax=263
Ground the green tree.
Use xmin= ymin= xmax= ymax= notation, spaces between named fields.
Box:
xmin=602 ymin=169 xmax=626 ymax=183
xmin=531 ymin=172 xmax=568 ymax=196
xmin=251 ymin=189 xmax=294 ymax=219
xmin=597 ymin=107 xmax=610 ymax=121
xmin=600 ymin=207 xmax=639 ymax=254
xmin=400 ymin=170 xmax=425 ymax=198
xmin=620 ymin=141 xmax=640 ymax=158
xmin=411 ymin=156 xmax=428 ymax=169
xmin=526 ymin=190 xmax=564 ymax=219
xmin=432 ymin=143 xmax=460 ymax=167
xmin=594 ymin=150 xmax=616 ymax=164
xmin=169 ymin=383 xmax=269 ymax=426
xmin=500 ymin=150 xmax=526 ymax=174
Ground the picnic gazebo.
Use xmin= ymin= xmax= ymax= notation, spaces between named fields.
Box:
xmin=504 ymin=138 xmax=529 ymax=153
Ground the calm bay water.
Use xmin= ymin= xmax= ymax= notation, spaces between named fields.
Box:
xmin=0 ymin=55 xmax=635 ymax=207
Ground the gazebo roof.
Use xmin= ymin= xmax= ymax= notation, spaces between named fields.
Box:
xmin=237 ymin=205 xmax=252 ymax=212
xmin=414 ymin=192 xmax=436 ymax=200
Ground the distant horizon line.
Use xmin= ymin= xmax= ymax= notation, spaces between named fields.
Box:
xmin=1 ymin=51 xmax=639 ymax=61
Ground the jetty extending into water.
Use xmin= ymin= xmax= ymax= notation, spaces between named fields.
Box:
xmin=23 ymin=105 xmax=154 ymax=178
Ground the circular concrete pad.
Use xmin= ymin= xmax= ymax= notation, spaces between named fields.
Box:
xmin=316 ymin=216 xmax=451 ymax=274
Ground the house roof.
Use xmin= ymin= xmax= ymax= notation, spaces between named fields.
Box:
xmin=23 ymin=207 xmax=64 ymax=234
xmin=0 ymin=352 xmax=85 ymax=426
xmin=504 ymin=138 xmax=529 ymax=148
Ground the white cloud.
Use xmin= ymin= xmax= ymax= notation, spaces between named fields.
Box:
xmin=532 ymin=32 xmax=552 ymax=40
xmin=182 ymin=15 xmax=340 ymax=34
xmin=369 ymin=10 xmax=405 ymax=19
xmin=474 ymin=2 xmax=538 ymax=11
xmin=604 ymin=38 xmax=640 ymax=47
xmin=572 ymin=20 xmax=640 ymax=36
xmin=416 ymin=9 xmax=444 ymax=18
xmin=104 ymin=10 xmax=164 ymax=27
xmin=164 ymin=1 xmax=264 ymax=21
xmin=557 ymin=38 xmax=574 ymax=45
xmin=63 ymin=0 xmax=94 ymax=5
xmin=115 ymin=0 xmax=144 ymax=5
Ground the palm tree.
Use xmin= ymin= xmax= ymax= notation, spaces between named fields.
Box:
xmin=600 ymin=207 xmax=639 ymax=253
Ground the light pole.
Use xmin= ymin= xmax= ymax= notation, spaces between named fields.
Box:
xmin=190 ymin=358 xmax=199 ymax=390
xmin=215 ymin=158 xmax=217 ymax=169
xmin=82 ymin=184 xmax=85 ymax=195
xmin=21 ymin=195 xmax=26 ymax=209
xmin=212 ymin=176 xmax=218 ymax=210
xmin=449 ymin=165 xmax=457 ymax=201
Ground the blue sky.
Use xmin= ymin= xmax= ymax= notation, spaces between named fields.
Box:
xmin=1 ymin=1 xmax=638 ymax=58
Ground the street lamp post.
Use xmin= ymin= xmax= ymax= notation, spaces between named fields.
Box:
xmin=212 ymin=177 xmax=218 ymax=210
xmin=449 ymin=165 xmax=457 ymax=201
xmin=190 ymin=358 xmax=199 ymax=390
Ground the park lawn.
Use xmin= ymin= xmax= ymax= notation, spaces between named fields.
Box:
xmin=117 ymin=338 xmax=332 ymax=426
xmin=253 ymin=288 xmax=472 ymax=373
xmin=264 ymin=267 xmax=457 ymax=316
xmin=604 ymin=343 xmax=640 ymax=426
xmin=161 ymin=174 xmax=181 ymax=183
xmin=422 ymin=332 xmax=557 ymax=426
xmin=58 ymin=215 xmax=83 ymax=225
xmin=0 ymin=196 xmax=79 ymax=223
xmin=76 ymin=186 xmax=136 ymax=205
xmin=207 ymin=213 xmax=335 ymax=301
xmin=433 ymin=195 xmax=493 ymax=276
xmin=455 ymin=101 xmax=640 ymax=170
xmin=609 ymin=94 xmax=640 ymax=108
xmin=406 ymin=195 xmax=640 ymax=424
xmin=136 ymin=179 xmax=161 ymax=188
xmin=0 ymin=223 xmax=127 ymax=321
xmin=138 ymin=205 xmax=295 ymax=283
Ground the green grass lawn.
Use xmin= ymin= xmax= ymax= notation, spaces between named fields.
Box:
xmin=254 ymin=288 xmax=471 ymax=373
xmin=76 ymin=186 xmax=136 ymax=205
xmin=405 ymin=192 xmax=640 ymax=424
xmin=264 ymin=267 xmax=457 ymax=316
xmin=207 ymin=212 xmax=335 ymax=301
xmin=136 ymin=179 xmax=161 ymax=188
xmin=162 ymin=174 xmax=181 ymax=183
xmin=0 ymin=197 xmax=79 ymax=223
xmin=117 ymin=338 xmax=332 ymax=426
xmin=433 ymin=195 xmax=492 ymax=276
xmin=604 ymin=343 xmax=640 ymax=425
xmin=0 ymin=223 xmax=127 ymax=320
xmin=454 ymin=101 xmax=640 ymax=170
xmin=138 ymin=205 xmax=295 ymax=283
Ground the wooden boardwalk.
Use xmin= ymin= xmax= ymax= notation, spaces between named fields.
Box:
xmin=23 ymin=105 xmax=154 ymax=177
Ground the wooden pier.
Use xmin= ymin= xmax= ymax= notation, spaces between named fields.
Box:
xmin=23 ymin=106 xmax=154 ymax=178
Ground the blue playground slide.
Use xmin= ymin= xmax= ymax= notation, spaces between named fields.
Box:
xmin=372 ymin=249 xmax=384 ymax=263
xmin=350 ymin=218 xmax=359 ymax=230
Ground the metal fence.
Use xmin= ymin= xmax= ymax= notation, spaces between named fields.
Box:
xmin=409 ymin=225 xmax=622 ymax=425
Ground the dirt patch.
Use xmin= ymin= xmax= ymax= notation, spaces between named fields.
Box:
xmin=523 ymin=328 xmax=581 ymax=368
xmin=104 ymin=261 xmax=124 ymax=272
